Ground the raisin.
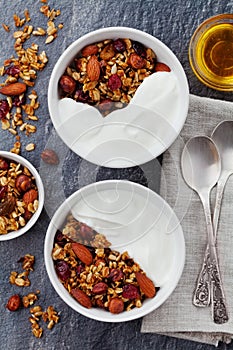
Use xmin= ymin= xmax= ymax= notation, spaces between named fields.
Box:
xmin=132 ymin=41 xmax=147 ymax=58
xmin=0 ymin=185 xmax=7 ymax=200
xmin=108 ymin=268 xmax=124 ymax=282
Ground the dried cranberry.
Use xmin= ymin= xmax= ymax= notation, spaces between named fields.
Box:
xmin=132 ymin=41 xmax=147 ymax=58
xmin=12 ymin=95 xmax=26 ymax=107
xmin=54 ymin=230 xmax=67 ymax=247
xmin=55 ymin=261 xmax=70 ymax=281
xmin=5 ymin=65 xmax=20 ymax=76
xmin=122 ymin=284 xmax=140 ymax=299
xmin=76 ymin=263 xmax=85 ymax=277
xmin=0 ymin=158 xmax=9 ymax=170
xmin=113 ymin=39 xmax=126 ymax=53
xmin=0 ymin=100 xmax=10 ymax=119
xmin=74 ymin=89 xmax=89 ymax=103
xmin=108 ymin=74 xmax=122 ymax=91
xmin=0 ymin=186 xmax=7 ymax=200
xmin=108 ymin=268 xmax=124 ymax=282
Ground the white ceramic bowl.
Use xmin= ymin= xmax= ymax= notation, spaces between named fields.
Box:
xmin=48 ymin=27 xmax=189 ymax=168
xmin=0 ymin=151 xmax=44 ymax=241
xmin=44 ymin=180 xmax=185 ymax=322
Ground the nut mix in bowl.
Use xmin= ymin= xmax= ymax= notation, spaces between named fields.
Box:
xmin=59 ymin=37 xmax=171 ymax=116
xmin=52 ymin=214 xmax=158 ymax=314
xmin=0 ymin=151 xmax=44 ymax=240
xmin=48 ymin=27 xmax=189 ymax=168
xmin=44 ymin=180 xmax=185 ymax=322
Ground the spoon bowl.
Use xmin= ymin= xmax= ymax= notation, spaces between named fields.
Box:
xmin=181 ymin=136 xmax=221 ymax=192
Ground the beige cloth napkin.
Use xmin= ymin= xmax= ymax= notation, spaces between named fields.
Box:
xmin=141 ymin=94 xmax=233 ymax=346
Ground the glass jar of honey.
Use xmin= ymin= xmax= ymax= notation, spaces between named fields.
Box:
xmin=189 ymin=14 xmax=233 ymax=91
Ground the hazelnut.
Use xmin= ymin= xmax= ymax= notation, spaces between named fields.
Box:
xmin=15 ymin=175 xmax=32 ymax=192
xmin=0 ymin=157 xmax=9 ymax=170
xmin=108 ymin=297 xmax=124 ymax=314
xmin=6 ymin=294 xmax=21 ymax=311
xmin=23 ymin=189 xmax=38 ymax=204
xmin=59 ymin=75 xmax=76 ymax=94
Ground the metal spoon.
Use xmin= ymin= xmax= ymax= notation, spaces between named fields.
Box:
xmin=181 ymin=135 xmax=228 ymax=324
xmin=193 ymin=121 xmax=233 ymax=314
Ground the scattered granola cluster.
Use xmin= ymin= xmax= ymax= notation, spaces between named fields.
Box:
xmin=0 ymin=157 xmax=38 ymax=234
xmin=6 ymin=253 xmax=60 ymax=338
xmin=59 ymin=38 xmax=171 ymax=116
xmin=52 ymin=215 xmax=157 ymax=314
xmin=0 ymin=2 xmax=63 ymax=153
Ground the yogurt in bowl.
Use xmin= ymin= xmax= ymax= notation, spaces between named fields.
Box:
xmin=48 ymin=27 xmax=189 ymax=168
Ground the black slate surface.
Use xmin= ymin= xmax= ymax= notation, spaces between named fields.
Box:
xmin=0 ymin=1 xmax=233 ymax=349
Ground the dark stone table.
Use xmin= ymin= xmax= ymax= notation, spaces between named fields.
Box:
xmin=0 ymin=1 xmax=232 ymax=349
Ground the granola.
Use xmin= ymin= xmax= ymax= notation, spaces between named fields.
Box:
xmin=59 ymin=38 xmax=171 ymax=116
xmin=52 ymin=214 xmax=158 ymax=314
xmin=0 ymin=157 xmax=38 ymax=234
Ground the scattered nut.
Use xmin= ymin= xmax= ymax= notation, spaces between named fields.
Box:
xmin=40 ymin=149 xmax=59 ymax=165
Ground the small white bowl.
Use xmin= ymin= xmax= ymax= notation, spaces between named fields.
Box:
xmin=44 ymin=180 xmax=185 ymax=322
xmin=0 ymin=151 xmax=44 ymax=241
xmin=48 ymin=27 xmax=189 ymax=168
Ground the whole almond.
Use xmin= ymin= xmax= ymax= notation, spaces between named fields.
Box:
xmin=92 ymin=282 xmax=108 ymax=295
xmin=135 ymin=272 xmax=156 ymax=298
xmin=0 ymin=82 xmax=27 ymax=96
xmin=71 ymin=242 xmax=93 ymax=265
xmin=81 ymin=44 xmax=99 ymax=57
xmin=71 ymin=288 xmax=92 ymax=309
xmin=87 ymin=55 xmax=100 ymax=82
xmin=41 ymin=149 xmax=59 ymax=165
xmin=23 ymin=189 xmax=38 ymax=204
xmin=108 ymin=297 xmax=124 ymax=314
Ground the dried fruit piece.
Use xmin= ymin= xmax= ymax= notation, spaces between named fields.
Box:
xmin=6 ymin=294 xmax=21 ymax=311
xmin=15 ymin=175 xmax=32 ymax=192
xmin=23 ymin=189 xmax=38 ymax=204
xmin=122 ymin=284 xmax=140 ymax=299
xmin=0 ymin=100 xmax=10 ymax=119
xmin=132 ymin=41 xmax=147 ymax=58
xmin=87 ymin=55 xmax=100 ymax=82
xmin=0 ymin=82 xmax=27 ymax=96
xmin=92 ymin=282 xmax=108 ymax=295
xmin=113 ymin=39 xmax=126 ymax=53
xmin=41 ymin=149 xmax=59 ymax=165
xmin=154 ymin=62 xmax=171 ymax=72
xmin=59 ymin=75 xmax=76 ymax=94
xmin=108 ymin=298 xmax=124 ymax=314
xmin=129 ymin=53 xmax=146 ymax=69
xmin=0 ymin=196 xmax=16 ymax=216
xmin=71 ymin=242 xmax=93 ymax=266
xmin=81 ymin=44 xmax=99 ymax=57
xmin=71 ymin=288 xmax=92 ymax=309
xmin=0 ymin=185 xmax=7 ymax=200
xmin=135 ymin=272 xmax=156 ymax=298
xmin=55 ymin=261 xmax=70 ymax=281
xmin=108 ymin=74 xmax=122 ymax=91
xmin=100 ymin=43 xmax=115 ymax=61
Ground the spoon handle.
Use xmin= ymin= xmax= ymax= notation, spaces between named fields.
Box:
xmin=193 ymin=176 xmax=227 ymax=308
xmin=201 ymin=191 xmax=228 ymax=324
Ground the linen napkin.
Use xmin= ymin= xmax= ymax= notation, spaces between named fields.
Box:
xmin=141 ymin=94 xmax=233 ymax=346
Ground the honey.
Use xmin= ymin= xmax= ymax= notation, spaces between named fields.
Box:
xmin=189 ymin=15 xmax=233 ymax=90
